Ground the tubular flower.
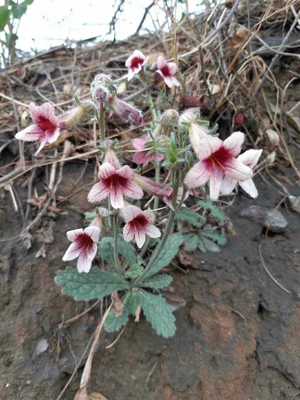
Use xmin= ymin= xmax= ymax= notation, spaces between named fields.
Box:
xmin=88 ymin=150 xmax=143 ymax=209
xmin=125 ymin=50 xmax=147 ymax=81
xmin=15 ymin=103 xmax=61 ymax=155
xmin=132 ymin=134 xmax=164 ymax=167
xmin=220 ymin=149 xmax=263 ymax=198
xmin=184 ymin=130 xmax=253 ymax=201
xmin=120 ymin=205 xmax=161 ymax=248
xmin=156 ymin=56 xmax=180 ymax=88
xmin=133 ymin=174 xmax=173 ymax=199
xmin=62 ymin=225 xmax=100 ymax=273
xmin=111 ymin=97 xmax=143 ymax=126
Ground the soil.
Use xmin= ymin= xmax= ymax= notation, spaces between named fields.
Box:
xmin=1 ymin=161 xmax=300 ymax=400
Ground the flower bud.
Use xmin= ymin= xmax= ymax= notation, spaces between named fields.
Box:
xmin=133 ymin=174 xmax=173 ymax=198
xmin=266 ymin=151 xmax=276 ymax=165
xmin=91 ymin=73 xmax=115 ymax=106
xmin=160 ymin=109 xmax=179 ymax=128
xmin=266 ymin=129 xmax=280 ymax=147
xmin=111 ymin=97 xmax=143 ymax=126
xmin=60 ymin=102 xmax=94 ymax=129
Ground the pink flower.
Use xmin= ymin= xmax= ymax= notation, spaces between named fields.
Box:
xmin=221 ymin=149 xmax=263 ymax=198
xmin=15 ymin=103 xmax=61 ymax=155
xmin=111 ymin=97 xmax=143 ymax=126
xmin=156 ymin=56 xmax=180 ymax=88
xmin=121 ymin=205 xmax=161 ymax=248
xmin=125 ymin=50 xmax=146 ymax=81
xmin=184 ymin=131 xmax=253 ymax=201
xmin=88 ymin=150 xmax=143 ymax=209
xmin=62 ymin=225 xmax=100 ymax=273
xmin=133 ymin=174 xmax=173 ymax=198
xmin=132 ymin=134 xmax=164 ymax=167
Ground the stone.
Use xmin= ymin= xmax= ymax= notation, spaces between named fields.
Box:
xmin=240 ymin=205 xmax=288 ymax=233
xmin=288 ymin=196 xmax=300 ymax=214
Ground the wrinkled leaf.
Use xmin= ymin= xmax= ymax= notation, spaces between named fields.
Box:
xmin=55 ymin=267 xmax=130 ymax=301
xmin=201 ymin=237 xmax=221 ymax=253
xmin=198 ymin=200 xmax=226 ymax=224
xmin=137 ymin=291 xmax=176 ymax=338
xmin=183 ymin=233 xmax=200 ymax=252
xmin=140 ymin=274 xmax=173 ymax=290
xmin=104 ymin=309 xmax=129 ymax=333
xmin=99 ymin=236 xmax=137 ymax=265
xmin=125 ymin=263 xmax=144 ymax=280
xmin=202 ymin=229 xmax=227 ymax=246
xmin=144 ymin=233 xmax=184 ymax=278
xmin=176 ymin=208 xmax=206 ymax=228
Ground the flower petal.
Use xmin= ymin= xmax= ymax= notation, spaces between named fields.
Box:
xmin=66 ymin=228 xmax=84 ymax=241
xmin=223 ymin=131 xmax=245 ymax=156
xmin=120 ymin=205 xmax=141 ymax=223
xmin=77 ymin=254 xmax=93 ymax=273
xmin=146 ymin=224 xmax=161 ymax=239
xmin=167 ymin=62 xmax=178 ymax=75
xmin=135 ymin=231 xmax=146 ymax=248
xmin=225 ymin=159 xmax=253 ymax=181
xmin=15 ymin=125 xmax=41 ymax=141
xmin=84 ymin=226 xmax=101 ymax=242
xmin=98 ymin=162 xmax=116 ymax=179
xmin=104 ymin=149 xmax=121 ymax=169
xmin=184 ymin=161 xmax=210 ymax=189
xmin=238 ymin=149 xmax=262 ymax=168
xmin=157 ymin=55 xmax=167 ymax=70
xmin=110 ymin=189 xmax=124 ymax=209
xmin=239 ymin=178 xmax=258 ymax=198
xmin=220 ymin=177 xmax=236 ymax=196
xmin=87 ymin=182 xmax=109 ymax=204
xmin=124 ymin=181 xmax=144 ymax=200
xmin=190 ymin=129 xmax=222 ymax=161
xmin=164 ymin=76 xmax=180 ymax=88
xmin=123 ymin=224 xmax=134 ymax=242
xmin=46 ymin=128 xmax=60 ymax=144
xmin=63 ymin=242 xmax=81 ymax=261
xmin=209 ymin=169 xmax=223 ymax=201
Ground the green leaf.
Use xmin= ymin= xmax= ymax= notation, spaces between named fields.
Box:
xmin=198 ymin=238 xmax=207 ymax=253
xmin=201 ymin=237 xmax=220 ymax=253
xmin=183 ymin=234 xmax=200 ymax=252
xmin=84 ymin=210 xmax=97 ymax=223
xmin=125 ymin=263 xmax=144 ymax=280
xmin=0 ymin=6 xmax=9 ymax=31
xmin=99 ymin=236 xmax=137 ymax=265
xmin=55 ymin=267 xmax=130 ymax=301
xmin=144 ymin=233 xmax=184 ymax=278
xmin=198 ymin=200 xmax=226 ymax=224
xmin=10 ymin=0 xmax=33 ymax=19
xmin=104 ymin=309 xmax=129 ymax=333
xmin=202 ymin=229 xmax=227 ymax=246
xmin=137 ymin=291 xmax=176 ymax=338
xmin=175 ymin=208 xmax=206 ymax=228
xmin=140 ymin=274 xmax=173 ymax=290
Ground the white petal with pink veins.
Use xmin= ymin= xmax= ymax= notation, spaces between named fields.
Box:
xmin=156 ymin=55 xmax=166 ymax=70
xmin=209 ymin=169 xmax=223 ymax=201
xmin=135 ymin=231 xmax=146 ymax=248
xmin=144 ymin=210 xmax=155 ymax=224
xmin=118 ymin=165 xmax=134 ymax=180
xmin=67 ymin=228 xmax=83 ymax=241
xmin=167 ymin=62 xmax=178 ymax=75
xmin=110 ymin=189 xmax=124 ymax=209
xmin=120 ymin=205 xmax=141 ymax=222
xmin=184 ymin=161 xmax=210 ymax=189
xmin=238 ymin=149 xmax=262 ymax=168
xmin=15 ymin=125 xmax=41 ymax=141
xmin=46 ymin=128 xmax=60 ymax=144
xmin=77 ymin=254 xmax=92 ymax=273
xmin=123 ymin=224 xmax=134 ymax=241
xmin=104 ymin=149 xmax=121 ymax=169
xmin=223 ymin=131 xmax=245 ymax=156
xmin=84 ymin=226 xmax=101 ymax=242
xmin=98 ymin=162 xmax=115 ymax=179
xmin=87 ymin=182 xmax=109 ymax=204
xmin=63 ymin=242 xmax=81 ymax=261
xmin=125 ymin=181 xmax=144 ymax=200
xmin=239 ymin=179 xmax=258 ymax=198
xmin=225 ymin=159 xmax=252 ymax=181
xmin=220 ymin=177 xmax=237 ymax=196
xmin=146 ymin=224 xmax=161 ymax=239
xmin=163 ymin=76 xmax=180 ymax=88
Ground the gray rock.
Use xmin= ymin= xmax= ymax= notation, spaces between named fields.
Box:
xmin=288 ymin=196 xmax=300 ymax=214
xmin=265 ymin=209 xmax=288 ymax=233
xmin=34 ymin=338 xmax=49 ymax=358
xmin=240 ymin=206 xmax=288 ymax=233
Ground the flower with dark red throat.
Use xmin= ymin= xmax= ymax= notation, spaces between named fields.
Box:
xmin=15 ymin=103 xmax=61 ymax=155
xmin=62 ymin=225 xmax=100 ymax=273
xmin=156 ymin=56 xmax=180 ymax=88
xmin=132 ymin=134 xmax=164 ymax=167
xmin=121 ymin=205 xmax=161 ymax=248
xmin=125 ymin=50 xmax=147 ymax=81
xmin=184 ymin=127 xmax=253 ymax=201
xmin=88 ymin=150 xmax=143 ymax=209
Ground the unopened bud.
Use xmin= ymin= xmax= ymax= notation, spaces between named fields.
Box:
xmin=91 ymin=73 xmax=115 ymax=106
xmin=266 ymin=151 xmax=276 ymax=165
xmin=266 ymin=129 xmax=280 ymax=147
xmin=111 ymin=97 xmax=143 ymax=126
xmin=179 ymin=108 xmax=200 ymax=126
xmin=160 ymin=109 xmax=179 ymax=128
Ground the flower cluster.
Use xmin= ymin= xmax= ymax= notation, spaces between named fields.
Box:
xmin=14 ymin=49 xmax=262 ymax=280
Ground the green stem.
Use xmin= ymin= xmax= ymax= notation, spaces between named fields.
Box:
xmin=112 ymin=214 xmax=121 ymax=271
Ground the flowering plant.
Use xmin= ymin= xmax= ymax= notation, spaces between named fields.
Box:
xmin=15 ymin=50 xmax=262 ymax=340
